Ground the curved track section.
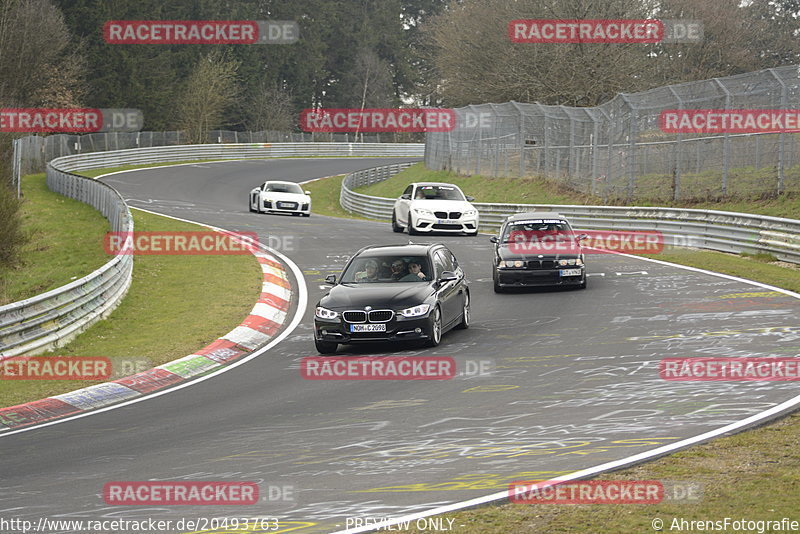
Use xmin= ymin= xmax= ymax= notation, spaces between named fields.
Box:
xmin=1 ymin=158 xmax=798 ymax=534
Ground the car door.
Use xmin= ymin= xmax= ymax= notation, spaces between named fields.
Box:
xmin=433 ymin=249 xmax=462 ymax=326
xmin=396 ymin=184 xmax=413 ymax=225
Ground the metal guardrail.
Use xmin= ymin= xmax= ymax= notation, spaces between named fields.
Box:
xmin=340 ymin=164 xmax=800 ymax=264
xmin=0 ymin=161 xmax=134 ymax=358
xmin=1 ymin=143 xmax=424 ymax=357
xmin=51 ymin=143 xmax=425 ymax=172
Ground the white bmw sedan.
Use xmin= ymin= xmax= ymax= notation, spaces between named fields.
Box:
xmin=391 ymin=182 xmax=479 ymax=235
xmin=249 ymin=180 xmax=311 ymax=217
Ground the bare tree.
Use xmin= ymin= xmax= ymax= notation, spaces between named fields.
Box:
xmin=340 ymin=48 xmax=395 ymax=109
xmin=244 ymin=81 xmax=295 ymax=132
xmin=176 ymin=51 xmax=241 ymax=144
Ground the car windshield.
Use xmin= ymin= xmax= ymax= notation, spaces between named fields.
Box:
xmin=264 ymin=183 xmax=303 ymax=194
xmin=414 ymin=185 xmax=465 ymax=201
xmin=502 ymin=220 xmax=574 ymax=243
xmin=340 ymin=255 xmax=432 ymax=283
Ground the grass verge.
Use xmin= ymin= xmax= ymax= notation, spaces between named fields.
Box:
xmin=0 ymin=174 xmax=110 ymax=306
xmin=304 ymin=174 xmax=372 ymax=220
xmin=1 ymin=174 xmax=261 ymax=408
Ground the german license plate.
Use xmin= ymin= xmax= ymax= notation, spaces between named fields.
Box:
xmin=560 ymin=268 xmax=582 ymax=277
xmin=437 ymin=219 xmax=451 ymax=224
xmin=351 ymin=324 xmax=386 ymax=332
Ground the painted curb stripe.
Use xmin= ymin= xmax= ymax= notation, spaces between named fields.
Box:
xmin=0 ymin=244 xmax=294 ymax=430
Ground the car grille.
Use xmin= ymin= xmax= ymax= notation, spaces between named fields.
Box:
xmin=525 ymin=259 xmax=558 ymax=270
xmin=368 ymin=310 xmax=394 ymax=322
xmin=433 ymin=223 xmax=462 ymax=230
xmin=277 ymin=201 xmax=298 ymax=209
xmin=433 ymin=211 xmax=462 ymax=219
xmin=343 ymin=311 xmax=367 ymax=323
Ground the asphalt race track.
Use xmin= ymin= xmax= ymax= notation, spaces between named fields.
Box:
xmin=1 ymin=158 xmax=799 ymax=533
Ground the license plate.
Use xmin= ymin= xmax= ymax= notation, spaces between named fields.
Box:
xmin=351 ymin=324 xmax=387 ymax=332
xmin=278 ymin=202 xmax=296 ymax=209
xmin=437 ymin=219 xmax=451 ymax=224
xmin=560 ymin=268 xmax=582 ymax=277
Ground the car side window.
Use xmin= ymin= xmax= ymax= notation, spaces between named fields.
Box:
xmin=403 ymin=185 xmax=413 ymax=197
xmin=437 ymin=250 xmax=455 ymax=273
xmin=432 ymin=251 xmax=447 ymax=277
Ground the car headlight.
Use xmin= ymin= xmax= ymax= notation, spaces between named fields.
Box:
xmin=399 ymin=304 xmax=430 ymax=318
xmin=558 ymin=259 xmax=581 ymax=266
xmin=315 ymin=306 xmax=339 ymax=320
xmin=500 ymin=260 xmax=525 ymax=268
xmin=463 ymin=209 xmax=477 ymax=216
xmin=576 ymin=258 xmax=584 ymax=266
xmin=413 ymin=208 xmax=433 ymax=216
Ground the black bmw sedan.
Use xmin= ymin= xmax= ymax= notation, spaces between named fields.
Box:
xmin=491 ymin=212 xmax=587 ymax=292
xmin=313 ymin=243 xmax=470 ymax=354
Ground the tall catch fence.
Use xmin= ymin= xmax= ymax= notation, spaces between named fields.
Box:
xmin=425 ymin=65 xmax=800 ymax=201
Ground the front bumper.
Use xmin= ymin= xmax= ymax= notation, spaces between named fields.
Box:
xmin=495 ymin=266 xmax=585 ymax=287
xmin=314 ymin=314 xmax=433 ymax=344
xmin=263 ymin=200 xmax=310 ymax=215
xmin=412 ymin=214 xmax=479 ymax=233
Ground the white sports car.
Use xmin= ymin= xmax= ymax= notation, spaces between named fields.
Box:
xmin=250 ymin=180 xmax=311 ymax=217
xmin=391 ymin=182 xmax=479 ymax=235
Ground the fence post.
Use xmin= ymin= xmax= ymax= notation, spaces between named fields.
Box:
xmin=768 ymin=68 xmax=788 ymax=194
xmin=713 ymin=78 xmax=732 ymax=195
xmin=619 ymin=94 xmax=637 ymax=200
xmin=667 ymin=86 xmax=684 ymax=201
xmin=511 ymin=101 xmax=525 ymax=177
xmin=590 ymin=111 xmax=600 ymax=196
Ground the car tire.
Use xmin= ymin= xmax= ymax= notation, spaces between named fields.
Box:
xmin=579 ymin=276 xmax=587 ymax=289
xmin=302 ymin=213 xmax=311 ymax=217
xmin=425 ymin=306 xmax=443 ymax=347
xmin=249 ymin=201 xmax=256 ymax=213
xmin=408 ymin=216 xmax=420 ymax=235
xmin=456 ymin=292 xmax=470 ymax=329
xmin=493 ymin=279 xmax=505 ymax=293
xmin=315 ymin=338 xmax=338 ymax=354
xmin=392 ymin=211 xmax=404 ymax=233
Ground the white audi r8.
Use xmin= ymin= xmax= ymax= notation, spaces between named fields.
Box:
xmin=250 ymin=180 xmax=311 ymax=216
xmin=391 ymin=182 xmax=479 ymax=235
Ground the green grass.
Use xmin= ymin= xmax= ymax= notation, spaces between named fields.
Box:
xmin=1 ymin=175 xmax=261 ymax=408
xmin=0 ymin=174 xmax=110 ymax=306
xmin=357 ymin=163 xmax=800 ymax=220
xmin=304 ymin=174 xmax=372 ymax=220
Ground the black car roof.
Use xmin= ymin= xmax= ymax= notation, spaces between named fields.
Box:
xmin=355 ymin=243 xmax=443 ymax=257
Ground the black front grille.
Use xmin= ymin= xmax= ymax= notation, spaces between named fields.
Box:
xmin=433 ymin=223 xmax=461 ymax=229
xmin=526 ymin=259 xmax=558 ymax=270
xmin=449 ymin=211 xmax=462 ymax=219
xmin=434 ymin=211 xmax=448 ymax=219
xmin=343 ymin=311 xmax=366 ymax=323
xmin=368 ymin=310 xmax=394 ymax=322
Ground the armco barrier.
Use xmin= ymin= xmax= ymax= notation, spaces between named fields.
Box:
xmin=340 ymin=164 xmax=800 ymax=263
xmin=0 ymin=165 xmax=133 ymax=358
xmin=0 ymin=143 xmax=424 ymax=358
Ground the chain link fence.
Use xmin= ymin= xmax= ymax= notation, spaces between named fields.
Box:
xmin=425 ymin=65 xmax=800 ymax=202
xmin=12 ymin=129 xmax=415 ymax=183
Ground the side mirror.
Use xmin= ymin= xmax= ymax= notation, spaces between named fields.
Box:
xmin=489 ymin=236 xmax=498 ymax=243
xmin=577 ymin=234 xmax=589 ymax=241
xmin=401 ymin=193 xmax=411 ymax=200
xmin=466 ymin=195 xmax=475 ymax=202
xmin=324 ymin=274 xmax=337 ymax=285
xmin=305 ymin=190 xmax=311 ymax=195
xmin=439 ymin=271 xmax=458 ymax=283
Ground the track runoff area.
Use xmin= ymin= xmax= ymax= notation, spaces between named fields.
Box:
xmin=0 ymin=157 xmax=797 ymax=534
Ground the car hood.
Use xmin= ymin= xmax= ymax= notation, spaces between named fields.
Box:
xmin=260 ymin=191 xmax=310 ymax=202
xmin=413 ymin=199 xmax=475 ymax=212
xmin=320 ymin=283 xmax=434 ymax=310
xmin=497 ymin=242 xmax=582 ymax=260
